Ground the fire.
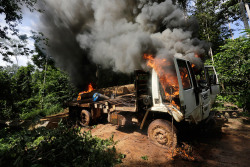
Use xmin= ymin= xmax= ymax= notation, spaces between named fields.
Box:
xmin=179 ymin=67 xmax=192 ymax=90
xmin=77 ymin=83 xmax=95 ymax=101
xmin=143 ymin=54 xmax=179 ymax=107
xmin=174 ymin=143 xmax=196 ymax=161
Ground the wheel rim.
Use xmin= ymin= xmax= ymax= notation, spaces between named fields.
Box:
xmin=148 ymin=119 xmax=177 ymax=149
xmin=152 ymin=126 xmax=169 ymax=145
xmin=80 ymin=111 xmax=89 ymax=125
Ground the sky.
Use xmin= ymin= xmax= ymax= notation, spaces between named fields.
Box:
xmin=0 ymin=8 xmax=39 ymax=66
xmin=0 ymin=3 xmax=248 ymax=67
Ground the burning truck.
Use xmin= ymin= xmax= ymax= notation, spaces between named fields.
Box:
xmin=38 ymin=0 xmax=220 ymax=149
xmin=68 ymin=55 xmax=220 ymax=149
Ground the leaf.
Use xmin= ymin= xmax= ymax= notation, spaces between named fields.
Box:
xmin=141 ymin=155 xmax=148 ymax=160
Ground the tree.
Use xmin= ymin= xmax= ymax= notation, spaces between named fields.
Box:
xmin=194 ymin=0 xmax=231 ymax=45
xmin=218 ymin=0 xmax=249 ymax=32
xmin=1 ymin=64 xmax=19 ymax=76
xmin=1 ymin=34 xmax=76 ymax=120
xmin=0 ymin=0 xmax=37 ymax=38
xmin=0 ymin=69 xmax=15 ymax=119
xmin=239 ymin=0 xmax=250 ymax=29
xmin=1 ymin=34 xmax=31 ymax=64
xmin=191 ymin=0 xmax=233 ymax=64
xmin=219 ymin=0 xmax=241 ymax=22
xmin=14 ymin=64 xmax=34 ymax=100
xmin=0 ymin=0 xmax=38 ymax=63
xmin=214 ymin=30 xmax=250 ymax=112
xmin=31 ymin=45 xmax=55 ymax=70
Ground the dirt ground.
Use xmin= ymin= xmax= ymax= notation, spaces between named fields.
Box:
xmin=41 ymin=109 xmax=250 ymax=167
xmin=82 ymin=112 xmax=250 ymax=167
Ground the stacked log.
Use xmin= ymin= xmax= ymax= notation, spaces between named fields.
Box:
xmin=79 ymin=84 xmax=135 ymax=100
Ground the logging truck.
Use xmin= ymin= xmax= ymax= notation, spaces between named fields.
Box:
xmin=68 ymin=57 xmax=220 ymax=149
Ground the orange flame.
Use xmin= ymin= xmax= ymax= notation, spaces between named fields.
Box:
xmin=143 ymin=54 xmax=179 ymax=107
xmin=77 ymin=83 xmax=95 ymax=101
xmin=174 ymin=143 xmax=196 ymax=161
xmin=179 ymin=67 xmax=192 ymax=90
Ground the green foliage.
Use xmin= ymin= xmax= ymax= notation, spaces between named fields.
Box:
xmin=0 ymin=60 xmax=76 ymax=120
xmin=43 ymin=103 xmax=63 ymax=116
xmin=14 ymin=65 xmax=34 ymax=100
xmin=219 ymin=0 xmax=241 ymax=22
xmin=0 ymin=123 xmax=122 ymax=167
xmin=210 ymin=96 xmax=226 ymax=112
xmin=241 ymin=111 xmax=250 ymax=117
xmin=193 ymin=0 xmax=230 ymax=54
xmin=214 ymin=30 xmax=250 ymax=111
xmin=0 ymin=69 xmax=17 ymax=119
xmin=19 ymin=109 xmax=44 ymax=120
xmin=0 ymin=0 xmax=37 ymax=24
xmin=31 ymin=33 xmax=54 ymax=70
xmin=0 ymin=0 xmax=38 ymax=63
xmin=141 ymin=155 xmax=148 ymax=160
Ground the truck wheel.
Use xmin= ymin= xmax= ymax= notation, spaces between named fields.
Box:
xmin=148 ymin=119 xmax=177 ymax=149
xmin=80 ymin=110 xmax=91 ymax=126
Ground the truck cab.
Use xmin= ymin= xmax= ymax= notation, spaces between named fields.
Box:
xmin=149 ymin=58 xmax=219 ymax=124
xmin=145 ymin=58 xmax=219 ymax=149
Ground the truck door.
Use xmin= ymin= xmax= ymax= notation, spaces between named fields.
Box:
xmin=174 ymin=58 xmax=199 ymax=118
xmin=204 ymin=66 xmax=220 ymax=105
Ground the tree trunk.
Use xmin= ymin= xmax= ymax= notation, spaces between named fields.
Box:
xmin=245 ymin=2 xmax=250 ymax=22
xmin=206 ymin=20 xmax=214 ymax=64
xmin=227 ymin=16 xmax=234 ymax=40
xmin=209 ymin=46 xmax=214 ymax=64
xmin=41 ymin=57 xmax=48 ymax=110
xmin=240 ymin=1 xmax=249 ymax=29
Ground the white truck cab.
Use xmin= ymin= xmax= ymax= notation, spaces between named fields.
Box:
xmin=150 ymin=58 xmax=220 ymax=124
xmin=146 ymin=58 xmax=220 ymax=149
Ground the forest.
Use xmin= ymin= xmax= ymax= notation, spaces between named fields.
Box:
xmin=0 ymin=0 xmax=249 ymax=166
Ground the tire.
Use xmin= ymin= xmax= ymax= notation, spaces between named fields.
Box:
xmin=148 ymin=119 xmax=177 ymax=149
xmin=80 ymin=110 xmax=91 ymax=126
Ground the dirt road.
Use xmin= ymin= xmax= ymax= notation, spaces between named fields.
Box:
xmin=42 ymin=110 xmax=250 ymax=167
xmin=86 ymin=115 xmax=250 ymax=167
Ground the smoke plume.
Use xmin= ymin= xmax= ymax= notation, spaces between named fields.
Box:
xmin=38 ymin=0 xmax=208 ymax=87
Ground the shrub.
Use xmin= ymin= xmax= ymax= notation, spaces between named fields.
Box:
xmin=214 ymin=30 xmax=250 ymax=112
xmin=0 ymin=122 xmax=123 ymax=167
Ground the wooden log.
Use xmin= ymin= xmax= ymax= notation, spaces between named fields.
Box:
xmin=115 ymin=106 xmax=136 ymax=112
xmin=79 ymin=84 xmax=135 ymax=100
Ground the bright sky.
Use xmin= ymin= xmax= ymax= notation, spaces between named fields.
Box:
xmin=0 ymin=8 xmax=39 ymax=67
xmin=0 ymin=4 xmax=248 ymax=67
